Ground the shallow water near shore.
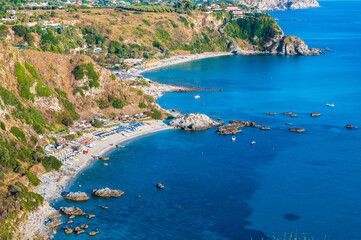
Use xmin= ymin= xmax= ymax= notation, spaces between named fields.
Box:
xmin=54 ymin=2 xmax=361 ymax=239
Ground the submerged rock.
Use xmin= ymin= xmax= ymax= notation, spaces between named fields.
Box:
xmin=89 ymin=230 xmax=99 ymax=236
xmin=86 ymin=214 xmax=96 ymax=219
xmin=169 ymin=113 xmax=223 ymax=131
xmin=92 ymin=188 xmax=124 ymax=197
xmin=310 ymin=112 xmax=321 ymax=117
xmin=282 ymin=112 xmax=293 ymax=115
xmin=63 ymin=192 xmax=90 ymax=202
xmin=285 ymin=123 xmax=293 ymax=126
xmin=81 ymin=224 xmax=89 ymax=229
xmin=290 ymin=114 xmax=298 ymax=117
xmin=289 ymin=128 xmax=306 ymax=132
xmin=59 ymin=207 xmax=85 ymax=216
xmin=65 ymin=228 xmax=73 ymax=234
xmin=46 ymin=220 xmax=62 ymax=228
xmin=345 ymin=124 xmax=357 ymax=129
xmin=259 ymin=126 xmax=271 ymax=130
xmin=264 ymin=112 xmax=277 ymax=115
xmin=157 ymin=183 xmax=165 ymax=189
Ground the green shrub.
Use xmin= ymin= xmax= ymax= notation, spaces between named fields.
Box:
xmin=98 ymin=99 xmax=110 ymax=109
xmin=112 ymin=99 xmax=124 ymax=109
xmin=35 ymin=83 xmax=52 ymax=97
xmin=0 ymin=121 xmax=5 ymax=131
xmin=33 ymin=123 xmax=44 ymax=135
xmin=15 ymin=62 xmax=35 ymax=101
xmin=138 ymin=102 xmax=147 ymax=108
xmin=110 ymin=74 xmax=116 ymax=80
xmin=41 ymin=156 xmax=62 ymax=171
xmin=73 ymin=87 xmax=85 ymax=97
xmin=142 ymin=19 xmax=151 ymax=26
xmin=152 ymin=109 xmax=162 ymax=120
xmin=62 ymin=118 xmax=73 ymax=127
xmin=29 ymin=108 xmax=46 ymax=125
xmin=31 ymin=136 xmax=38 ymax=144
xmin=179 ymin=16 xmax=189 ymax=27
xmin=137 ymin=90 xmax=143 ymax=96
xmin=65 ymin=134 xmax=76 ymax=141
xmin=145 ymin=95 xmax=155 ymax=103
xmin=25 ymin=171 xmax=41 ymax=186
xmin=92 ymin=120 xmax=103 ymax=128
xmin=62 ymin=99 xmax=75 ymax=111
xmin=10 ymin=127 xmax=26 ymax=142
xmin=55 ymin=88 xmax=68 ymax=98
xmin=0 ymin=145 xmax=18 ymax=168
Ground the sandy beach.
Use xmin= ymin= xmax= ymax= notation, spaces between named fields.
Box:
xmin=19 ymin=120 xmax=172 ymax=239
xmin=132 ymin=52 xmax=233 ymax=74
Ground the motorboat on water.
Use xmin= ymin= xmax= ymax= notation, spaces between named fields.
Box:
xmin=195 ymin=95 xmax=200 ymax=99
xmin=232 ymin=136 xmax=236 ymax=142
xmin=251 ymin=141 xmax=256 ymax=145
xmin=326 ymin=103 xmax=335 ymax=107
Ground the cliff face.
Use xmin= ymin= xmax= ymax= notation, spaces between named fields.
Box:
xmin=237 ymin=0 xmax=320 ymax=11
xmin=270 ymin=35 xmax=323 ymax=55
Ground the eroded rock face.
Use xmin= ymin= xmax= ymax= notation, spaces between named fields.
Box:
xmin=63 ymin=192 xmax=90 ymax=202
xmin=59 ymin=207 xmax=85 ymax=216
xmin=91 ymin=188 xmax=124 ymax=198
xmin=170 ymin=113 xmax=223 ymax=131
xmin=272 ymin=36 xmax=323 ymax=56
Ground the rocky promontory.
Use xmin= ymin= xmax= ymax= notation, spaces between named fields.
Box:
xmin=237 ymin=0 xmax=319 ymax=11
xmin=170 ymin=113 xmax=223 ymax=131
xmin=63 ymin=192 xmax=90 ymax=202
xmin=272 ymin=36 xmax=323 ymax=56
xmin=91 ymin=188 xmax=124 ymax=198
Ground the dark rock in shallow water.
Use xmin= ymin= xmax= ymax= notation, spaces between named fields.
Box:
xmin=259 ymin=126 xmax=271 ymax=130
xmin=290 ymin=114 xmax=298 ymax=117
xmin=282 ymin=112 xmax=293 ymax=115
xmin=285 ymin=123 xmax=293 ymax=126
xmin=310 ymin=112 xmax=321 ymax=117
xmin=264 ymin=112 xmax=277 ymax=115
xmin=284 ymin=214 xmax=301 ymax=221
xmin=345 ymin=124 xmax=357 ymax=129
xmin=289 ymin=128 xmax=306 ymax=132
xmin=157 ymin=183 xmax=165 ymax=189
xmin=216 ymin=120 xmax=259 ymax=135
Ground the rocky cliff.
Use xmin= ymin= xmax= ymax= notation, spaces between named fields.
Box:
xmin=237 ymin=0 xmax=320 ymax=11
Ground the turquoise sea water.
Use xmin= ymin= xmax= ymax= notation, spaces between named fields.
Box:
xmin=54 ymin=1 xmax=361 ymax=239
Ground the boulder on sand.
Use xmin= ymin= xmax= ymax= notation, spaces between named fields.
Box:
xmin=170 ymin=113 xmax=223 ymax=131
xmin=92 ymin=188 xmax=124 ymax=198
xmin=63 ymin=192 xmax=90 ymax=202
xmin=59 ymin=207 xmax=85 ymax=216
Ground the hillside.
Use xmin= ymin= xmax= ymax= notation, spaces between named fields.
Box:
xmin=0 ymin=6 xmax=322 ymax=239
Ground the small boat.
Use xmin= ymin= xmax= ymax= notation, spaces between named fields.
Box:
xmin=195 ymin=95 xmax=200 ymax=99
xmin=231 ymin=136 xmax=236 ymax=142
xmin=326 ymin=103 xmax=335 ymax=107
xmin=116 ymin=145 xmax=125 ymax=148
xmin=251 ymin=141 xmax=256 ymax=145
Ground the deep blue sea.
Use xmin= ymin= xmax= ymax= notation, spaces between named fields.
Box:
xmin=54 ymin=1 xmax=361 ymax=239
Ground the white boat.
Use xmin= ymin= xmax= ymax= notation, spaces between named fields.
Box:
xmin=232 ymin=136 xmax=236 ymax=142
xmin=326 ymin=103 xmax=335 ymax=107
xmin=195 ymin=95 xmax=200 ymax=99
xmin=251 ymin=141 xmax=256 ymax=145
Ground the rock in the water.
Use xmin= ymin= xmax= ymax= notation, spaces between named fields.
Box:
xmin=48 ymin=212 xmax=62 ymax=219
xmin=63 ymin=192 xmax=90 ymax=202
xmin=310 ymin=112 xmax=321 ymax=117
xmin=283 ymin=112 xmax=293 ymax=115
xmin=290 ymin=114 xmax=298 ymax=117
xmin=46 ymin=220 xmax=63 ymax=228
xmin=259 ymin=126 xmax=271 ymax=130
xmin=81 ymin=224 xmax=89 ymax=229
xmin=65 ymin=228 xmax=73 ymax=234
xmin=285 ymin=123 xmax=293 ymax=125
xmin=59 ymin=207 xmax=85 ymax=216
xmin=324 ymin=48 xmax=331 ymax=51
xmin=101 ymin=206 xmax=108 ymax=209
xmin=169 ymin=113 xmax=223 ymax=131
xmin=272 ymin=36 xmax=323 ymax=56
xmin=67 ymin=220 xmax=73 ymax=224
xmin=89 ymin=230 xmax=99 ymax=236
xmin=92 ymin=188 xmax=124 ymax=197
xmin=102 ymin=163 xmax=108 ymax=166
xmin=157 ymin=183 xmax=165 ymax=189
xmin=216 ymin=120 xmax=259 ymax=135
xmin=101 ymin=157 xmax=109 ymax=161
xmin=345 ymin=124 xmax=356 ymax=129
xmin=264 ymin=112 xmax=277 ymax=115
xmin=289 ymin=128 xmax=306 ymax=132
xmin=86 ymin=214 xmax=96 ymax=219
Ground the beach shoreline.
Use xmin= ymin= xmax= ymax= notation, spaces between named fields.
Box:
xmin=19 ymin=120 xmax=172 ymax=239
xmin=133 ymin=52 xmax=233 ymax=74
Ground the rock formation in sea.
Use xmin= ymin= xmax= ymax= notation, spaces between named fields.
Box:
xmin=59 ymin=207 xmax=85 ymax=216
xmin=63 ymin=192 xmax=90 ymax=202
xmin=216 ymin=120 xmax=259 ymax=135
xmin=91 ymin=188 xmax=124 ymax=197
xmin=169 ymin=113 xmax=224 ymax=131
xmin=271 ymin=36 xmax=323 ymax=56
xmin=237 ymin=0 xmax=320 ymax=11
xmin=289 ymin=128 xmax=306 ymax=132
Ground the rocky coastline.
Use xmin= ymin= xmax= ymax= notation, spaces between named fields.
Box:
xmin=170 ymin=113 xmax=224 ymax=131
